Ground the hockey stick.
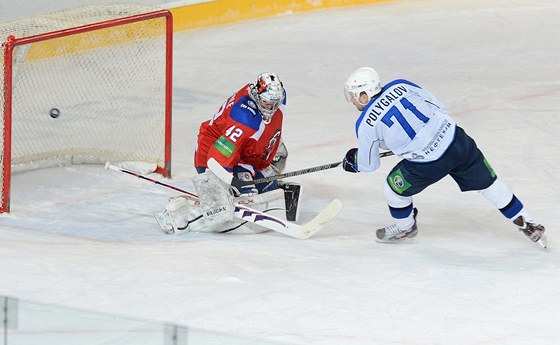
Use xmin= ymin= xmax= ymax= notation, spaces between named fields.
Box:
xmin=105 ymin=162 xmax=198 ymax=198
xmin=105 ymin=162 xmax=342 ymax=239
xmin=208 ymin=151 xmax=395 ymax=187
xmin=105 ymin=163 xmax=282 ymax=206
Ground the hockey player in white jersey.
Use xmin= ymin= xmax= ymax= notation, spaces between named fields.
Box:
xmin=341 ymin=67 xmax=546 ymax=248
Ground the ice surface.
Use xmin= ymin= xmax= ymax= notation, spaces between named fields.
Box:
xmin=1 ymin=0 xmax=559 ymax=344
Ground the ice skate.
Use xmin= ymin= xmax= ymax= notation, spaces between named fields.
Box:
xmin=376 ymin=208 xmax=418 ymax=243
xmin=513 ymin=216 xmax=547 ymax=248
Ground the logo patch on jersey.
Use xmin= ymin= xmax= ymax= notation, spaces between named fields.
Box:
xmin=241 ymin=103 xmax=257 ymax=115
xmin=483 ymin=158 xmax=496 ymax=178
xmin=214 ymin=136 xmax=236 ymax=158
xmin=388 ymin=169 xmax=411 ymax=194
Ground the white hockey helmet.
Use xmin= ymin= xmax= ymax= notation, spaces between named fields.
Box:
xmin=344 ymin=67 xmax=381 ymax=104
xmin=249 ymin=72 xmax=284 ymax=123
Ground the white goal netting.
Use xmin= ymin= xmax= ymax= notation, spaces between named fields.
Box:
xmin=0 ymin=4 xmax=173 ymax=212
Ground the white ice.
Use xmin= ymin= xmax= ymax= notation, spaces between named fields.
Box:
xmin=1 ymin=0 xmax=559 ymax=344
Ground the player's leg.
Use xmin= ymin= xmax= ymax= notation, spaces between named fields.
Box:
xmin=479 ymin=179 xmax=546 ymax=245
xmin=377 ymin=181 xmax=418 ymax=242
xmin=378 ymin=159 xmax=447 ymax=242
xmin=449 ymin=127 xmax=546 ymax=246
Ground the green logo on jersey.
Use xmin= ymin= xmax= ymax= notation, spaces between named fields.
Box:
xmin=483 ymin=158 xmax=497 ymax=178
xmin=388 ymin=169 xmax=412 ymax=194
xmin=214 ymin=136 xmax=236 ymax=158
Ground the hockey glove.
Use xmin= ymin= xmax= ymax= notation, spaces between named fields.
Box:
xmin=231 ymin=166 xmax=258 ymax=197
xmin=342 ymin=148 xmax=359 ymax=173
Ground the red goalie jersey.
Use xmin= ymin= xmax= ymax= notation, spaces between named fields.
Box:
xmin=195 ymin=74 xmax=286 ymax=172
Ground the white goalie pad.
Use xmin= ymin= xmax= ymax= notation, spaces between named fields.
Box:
xmin=155 ymin=196 xmax=198 ymax=234
xmin=155 ymin=189 xmax=287 ymax=235
xmin=155 ymin=194 xmax=236 ymax=235
xmin=192 ymin=170 xmax=235 ymax=226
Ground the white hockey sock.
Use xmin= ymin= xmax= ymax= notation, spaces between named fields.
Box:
xmin=479 ymin=178 xmax=513 ymax=209
xmin=382 ymin=180 xmax=414 ymax=230
xmin=479 ymin=179 xmax=533 ymax=221
xmin=394 ymin=211 xmax=415 ymax=231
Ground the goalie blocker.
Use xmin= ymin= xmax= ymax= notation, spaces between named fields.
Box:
xmin=280 ymin=182 xmax=302 ymax=222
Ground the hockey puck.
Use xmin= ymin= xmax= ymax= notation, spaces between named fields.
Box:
xmin=49 ymin=108 xmax=60 ymax=118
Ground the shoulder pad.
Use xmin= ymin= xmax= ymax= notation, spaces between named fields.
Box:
xmin=230 ymin=95 xmax=262 ymax=130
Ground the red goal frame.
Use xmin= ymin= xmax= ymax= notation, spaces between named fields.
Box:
xmin=1 ymin=9 xmax=173 ymax=213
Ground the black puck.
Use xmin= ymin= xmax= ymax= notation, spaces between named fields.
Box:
xmin=49 ymin=108 xmax=60 ymax=118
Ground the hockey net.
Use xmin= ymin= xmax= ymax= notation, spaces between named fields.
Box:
xmin=0 ymin=4 xmax=173 ymax=212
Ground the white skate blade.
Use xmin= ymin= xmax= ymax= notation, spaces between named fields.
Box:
xmin=375 ymin=237 xmax=418 ymax=244
xmin=537 ymin=235 xmax=548 ymax=249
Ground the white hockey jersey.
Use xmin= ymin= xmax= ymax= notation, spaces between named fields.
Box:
xmin=355 ymin=79 xmax=456 ymax=172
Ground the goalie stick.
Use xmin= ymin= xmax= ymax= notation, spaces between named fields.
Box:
xmin=105 ymin=163 xmax=342 ymax=239
xmin=207 ymin=151 xmax=395 ymax=187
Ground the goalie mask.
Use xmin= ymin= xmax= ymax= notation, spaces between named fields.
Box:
xmin=250 ymin=72 xmax=284 ymax=123
xmin=344 ymin=67 xmax=381 ymax=106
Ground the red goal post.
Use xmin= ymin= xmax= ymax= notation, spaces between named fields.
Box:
xmin=0 ymin=4 xmax=173 ymax=213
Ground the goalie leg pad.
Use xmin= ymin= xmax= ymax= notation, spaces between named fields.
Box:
xmin=156 ymin=195 xmax=237 ymax=234
xmin=155 ymin=196 xmax=202 ymax=234
xmin=192 ymin=170 xmax=235 ymax=225
xmin=154 ymin=209 xmax=175 ymax=234
xmin=155 ymin=189 xmax=287 ymax=235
